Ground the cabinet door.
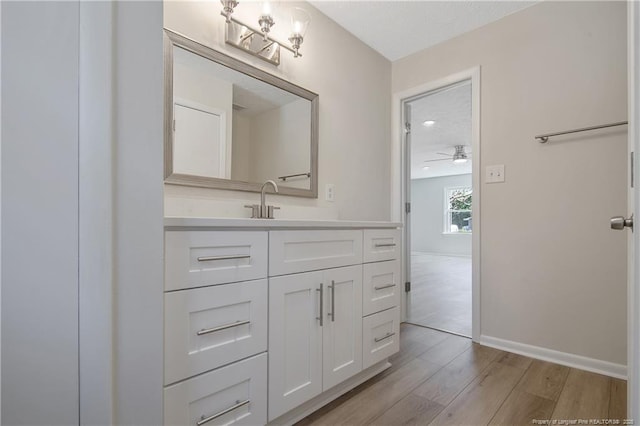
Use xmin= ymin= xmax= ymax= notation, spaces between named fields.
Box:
xmin=322 ymin=265 xmax=363 ymax=390
xmin=268 ymin=271 xmax=323 ymax=421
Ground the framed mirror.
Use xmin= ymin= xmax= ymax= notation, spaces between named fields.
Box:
xmin=164 ymin=29 xmax=319 ymax=198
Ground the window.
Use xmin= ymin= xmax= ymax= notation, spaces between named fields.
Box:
xmin=445 ymin=187 xmax=472 ymax=233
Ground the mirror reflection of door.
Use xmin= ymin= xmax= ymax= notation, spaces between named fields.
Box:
xmin=173 ymin=100 xmax=228 ymax=179
xmin=170 ymin=42 xmax=313 ymax=190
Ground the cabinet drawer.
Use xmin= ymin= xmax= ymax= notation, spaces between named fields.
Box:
xmin=363 ymin=229 xmax=401 ymax=263
xmin=164 ymin=353 xmax=267 ymax=426
xmin=164 ymin=279 xmax=267 ymax=385
xmin=165 ymin=230 xmax=267 ymax=291
xmin=362 ymin=307 xmax=400 ymax=369
xmin=269 ymin=230 xmax=363 ymax=276
xmin=363 ymin=260 xmax=401 ymax=316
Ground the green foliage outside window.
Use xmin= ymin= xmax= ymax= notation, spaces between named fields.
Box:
xmin=447 ymin=187 xmax=472 ymax=233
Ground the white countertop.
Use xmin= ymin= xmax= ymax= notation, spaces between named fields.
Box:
xmin=164 ymin=217 xmax=402 ymax=230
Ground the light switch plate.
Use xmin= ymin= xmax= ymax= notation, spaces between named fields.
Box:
xmin=325 ymin=184 xmax=335 ymax=201
xmin=486 ymin=165 xmax=505 ymax=183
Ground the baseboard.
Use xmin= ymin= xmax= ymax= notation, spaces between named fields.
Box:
xmin=480 ymin=335 xmax=627 ymax=380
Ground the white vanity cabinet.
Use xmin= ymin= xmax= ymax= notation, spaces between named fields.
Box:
xmin=163 ymin=219 xmax=401 ymax=426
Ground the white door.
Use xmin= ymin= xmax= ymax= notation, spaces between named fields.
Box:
xmin=322 ymin=265 xmax=363 ymax=390
xmin=268 ymin=271 xmax=323 ymax=421
xmin=173 ymin=101 xmax=228 ymax=179
xmin=625 ymin=2 xmax=639 ymax=418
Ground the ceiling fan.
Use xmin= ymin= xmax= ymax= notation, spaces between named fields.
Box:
xmin=423 ymin=145 xmax=471 ymax=164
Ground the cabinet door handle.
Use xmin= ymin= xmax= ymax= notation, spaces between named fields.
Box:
xmin=196 ymin=320 xmax=250 ymax=336
xmin=196 ymin=399 xmax=250 ymax=426
xmin=374 ymin=283 xmax=396 ymax=291
xmin=374 ymin=243 xmax=396 ymax=248
xmin=197 ymin=254 xmax=251 ymax=262
xmin=316 ymin=283 xmax=324 ymax=327
xmin=329 ymin=280 xmax=336 ymax=322
xmin=374 ymin=332 xmax=396 ymax=343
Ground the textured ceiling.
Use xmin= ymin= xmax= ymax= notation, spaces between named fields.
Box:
xmin=409 ymin=80 xmax=472 ymax=179
xmin=309 ymin=1 xmax=537 ymax=61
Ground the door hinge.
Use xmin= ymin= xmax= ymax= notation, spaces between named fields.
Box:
xmin=405 ymin=122 xmax=411 ymax=133
xmin=173 ymin=119 xmax=176 ymax=132
xmin=405 ymin=202 xmax=411 ymax=214
xmin=405 ymin=282 xmax=411 ymax=292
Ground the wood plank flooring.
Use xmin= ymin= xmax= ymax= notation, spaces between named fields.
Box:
xmin=296 ymin=324 xmax=626 ymax=426
xmin=407 ymin=253 xmax=471 ymax=336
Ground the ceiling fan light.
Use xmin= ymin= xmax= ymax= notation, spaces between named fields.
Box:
xmin=452 ymin=145 xmax=468 ymax=163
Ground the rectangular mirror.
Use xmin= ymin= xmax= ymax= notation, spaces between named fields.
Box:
xmin=164 ymin=29 xmax=319 ymax=197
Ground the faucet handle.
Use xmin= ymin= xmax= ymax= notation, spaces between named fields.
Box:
xmin=267 ymin=205 xmax=281 ymax=219
xmin=244 ymin=204 xmax=260 ymax=218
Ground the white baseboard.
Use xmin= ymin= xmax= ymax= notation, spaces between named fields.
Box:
xmin=480 ymin=335 xmax=627 ymax=380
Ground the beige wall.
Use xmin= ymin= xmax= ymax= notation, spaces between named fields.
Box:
xmin=394 ymin=1 xmax=628 ymax=366
xmin=164 ymin=0 xmax=391 ymax=220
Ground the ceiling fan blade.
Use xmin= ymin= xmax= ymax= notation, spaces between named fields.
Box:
xmin=436 ymin=152 xmax=453 ymax=157
xmin=423 ymin=158 xmax=450 ymax=163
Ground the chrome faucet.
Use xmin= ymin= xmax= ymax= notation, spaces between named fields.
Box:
xmin=245 ymin=180 xmax=280 ymax=219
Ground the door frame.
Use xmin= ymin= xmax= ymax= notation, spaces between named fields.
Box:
xmin=391 ymin=66 xmax=481 ymax=342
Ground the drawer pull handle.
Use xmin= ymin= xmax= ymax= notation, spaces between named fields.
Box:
xmin=374 ymin=332 xmax=396 ymax=343
xmin=196 ymin=399 xmax=250 ymax=426
xmin=374 ymin=243 xmax=396 ymax=248
xmin=197 ymin=254 xmax=251 ymax=262
xmin=196 ymin=320 xmax=250 ymax=336
xmin=374 ymin=283 xmax=396 ymax=291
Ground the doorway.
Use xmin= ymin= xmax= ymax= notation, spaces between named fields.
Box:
xmin=400 ymin=69 xmax=480 ymax=341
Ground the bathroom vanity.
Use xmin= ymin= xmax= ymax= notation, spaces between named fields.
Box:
xmin=163 ymin=218 xmax=402 ymax=425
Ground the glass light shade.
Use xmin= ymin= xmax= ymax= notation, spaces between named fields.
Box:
xmin=262 ymin=1 xmax=272 ymax=15
xmin=290 ymin=7 xmax=311 ymax=36
xmin=453 ymin=158 xmax=468 ymax=164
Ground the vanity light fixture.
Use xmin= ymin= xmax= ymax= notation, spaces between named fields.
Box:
xmin=220 ymin=0 xmax=311 ymax=65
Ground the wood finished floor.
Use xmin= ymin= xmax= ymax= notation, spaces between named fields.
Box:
xmin=406 ymin=253 xmax=472 ymax=336
xmin=296 ymin=324 xmax=627 ymax=426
